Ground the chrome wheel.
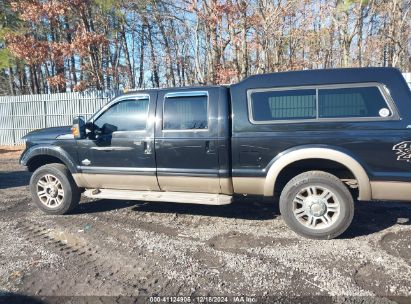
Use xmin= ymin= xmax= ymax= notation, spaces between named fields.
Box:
xmin=36 ymin=174 xmax=65 ymax=208
xmin=292 ymin=185 xmax=340 ymax=229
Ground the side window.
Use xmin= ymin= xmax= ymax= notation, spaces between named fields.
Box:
xmin=94 ymin=98 xmax=149 ymax=133
xmin=318 ymin=87 xmax=390 ymax=118
xmin=250 ymin=89 xmax=316 ymax=121
xmin=163 ymin=95 xmax=208 ymax=130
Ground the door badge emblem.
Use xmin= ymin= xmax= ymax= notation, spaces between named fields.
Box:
xmin=82 ymin=159 xmax=91 ymax=166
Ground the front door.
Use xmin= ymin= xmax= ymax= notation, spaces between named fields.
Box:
xmin=76 ymin=92 xmax=159 ymax=191
xmin=154 ymin=89 xmax=221 ymax=193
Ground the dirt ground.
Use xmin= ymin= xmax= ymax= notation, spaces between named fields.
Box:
xmin=0 ymin=146 xmax=24 ymax=159
xmin=0 ymin=153 xmax=410 ymax=304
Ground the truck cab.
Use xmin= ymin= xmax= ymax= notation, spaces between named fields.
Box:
xmin=20 ymin=67 xmax=411 ymax=240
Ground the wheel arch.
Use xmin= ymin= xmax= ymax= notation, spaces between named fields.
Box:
xmin=21 ymin=145 xmax=78 ymax=173
xmin=263 ymin=147 xmax=371 ymax=200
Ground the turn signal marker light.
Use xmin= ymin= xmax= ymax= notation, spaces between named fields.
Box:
xmin=71 ymin=125 xmax=79 ymax=137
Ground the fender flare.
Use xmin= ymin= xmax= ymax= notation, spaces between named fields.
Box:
xmin=20 ymin=145 xmax=78 ymax=173
xmin=263 ymin=147 xmax=371 ymax=200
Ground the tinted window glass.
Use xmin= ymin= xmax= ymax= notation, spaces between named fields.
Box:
xmin=319 ymin=87 xmax=389 ymax=118
xmin=94 ymin=99 xmax=149 ymax=133
xmin=251 ymin=89 xmax=316 ymax=121
xmin=163 ymin=96 xmax=208 ymax=130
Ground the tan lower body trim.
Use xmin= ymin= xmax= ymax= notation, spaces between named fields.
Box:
xmin=74 ymin=173 xmax=233 ymax=195
xmin=232 ymin=177 xmax=265 ymax=195
xmin=72 ymin=173 xmax=160 ymax=191
xmin=371 ymin=181 xmax=411 ymax=201
xmin=220 ymin=177 xmax=234 ymax=195
xmin=157 ymin=176 xmax=221 ymax=193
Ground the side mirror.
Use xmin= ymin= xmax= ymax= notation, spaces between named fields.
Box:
xmin=100 ymin=123 xmax=118 ymax=135
xmin=71 ymin=116 xmax=86 ymax=139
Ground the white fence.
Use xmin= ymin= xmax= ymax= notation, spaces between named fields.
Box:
xmin=0 ymin=91 xmax=121 ymax=145
xmin=1 ymin=73 xmax=411 ymax=146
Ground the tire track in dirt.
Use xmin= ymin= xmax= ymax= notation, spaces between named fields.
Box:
xmin=86 ymin=209 xmax=394 ymax=297
xmin=43 ymin=213 xmax=338 ymax=296
xmin=379 ymin=230 xmax=411 ymax=266
xmin=15 ymin=221 xmax=180 ymax=296
xmin=56 ymin=205 xmax=411 ymax=298
xmin=17 ymin=215 xmax=294 ymax=295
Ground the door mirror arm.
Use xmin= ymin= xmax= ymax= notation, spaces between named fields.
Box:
xmin=85 ymin=121 xmax=97 ymax=138
xmin=85 ymin=121 xmax=95 ymax=132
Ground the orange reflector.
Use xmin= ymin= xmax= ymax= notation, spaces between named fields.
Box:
xmin=71 ymin=126 xmax=79 ymax=136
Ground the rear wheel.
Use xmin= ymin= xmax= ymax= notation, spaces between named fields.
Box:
xmin=30 ymin=163 xmax=80 ymax=215
xmin=279 ymin=171 xmax=354 ymax=240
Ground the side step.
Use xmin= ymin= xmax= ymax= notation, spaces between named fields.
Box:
xmin=83 ymin=189 xmax=233 ymax=205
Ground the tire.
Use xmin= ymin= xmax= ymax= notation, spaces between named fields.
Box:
xmin=279 ymin=171 xmax=354 ymax=240
xmin=30 ymin=163 xmax=81 ymax=215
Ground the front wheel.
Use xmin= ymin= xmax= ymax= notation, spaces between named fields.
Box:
xmin=279 ymin=171 xmax=354 ymax=240
xmin=30 ymin=163 xmax=81 ymax=215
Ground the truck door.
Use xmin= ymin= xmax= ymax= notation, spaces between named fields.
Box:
xmin=76 ymin=92 xmax=159 ymax=191
xmin=154 ymin=89 xmax=221 ymax=193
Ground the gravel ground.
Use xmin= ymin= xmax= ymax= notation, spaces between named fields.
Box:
xmin=0 ymin=157 xmax=410 ymax=304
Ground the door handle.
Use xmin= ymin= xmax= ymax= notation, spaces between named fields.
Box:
xmin=143 ymin=141 xmax=152 ymax=155
xmin=205 ymin=140 xmax=216 ymax=154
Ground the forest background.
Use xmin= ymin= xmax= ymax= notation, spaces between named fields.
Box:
xmin=0 ymin=0 xmax=410 ymax=95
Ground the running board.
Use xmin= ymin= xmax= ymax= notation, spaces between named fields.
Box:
xmin=83 ymin=189 xmax=233 ymax=205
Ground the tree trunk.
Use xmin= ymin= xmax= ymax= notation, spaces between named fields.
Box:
xmin=65 ymin=17 xmax=77 ymax=87
xmin=155 ymin=4 xmax=176 ymax=87
xmin=8 ymin=67 xmax=15 ymax=95
xmin=357 ymin=9 xmax=363 ymax=67
xmin=239 ymin=2 xmax=248 ymax=79
xmin=146 ymin=19 xmax=160 ymax=87
xmin=120 ymin=23 xmax=135 ymax=89
xmin=138 ymin=24 xmax=146 ymax=88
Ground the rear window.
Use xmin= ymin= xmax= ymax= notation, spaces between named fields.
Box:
xmin=163 ymin=95 xmax=208 ymax=130
xmin=318 ymin=87 xmax=389 ymax=118
xmin=249 ymin=84 xmax=392 ymax=123
xmin=250 ymin=89 xmax=316 ymax=121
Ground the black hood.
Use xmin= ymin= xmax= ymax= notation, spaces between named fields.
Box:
xmin=23 ymin=126 xmax=71 ymax=141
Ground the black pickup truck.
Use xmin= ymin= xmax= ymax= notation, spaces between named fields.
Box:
xmin=20 ymin=67 xmax=411 ymax=239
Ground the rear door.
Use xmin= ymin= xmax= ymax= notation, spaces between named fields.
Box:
xmin=154 ymin=89 xmax=221 ymax=193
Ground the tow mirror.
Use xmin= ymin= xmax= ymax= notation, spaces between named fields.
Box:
xmin=71 ymin=116 xmax=86 ymax=139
